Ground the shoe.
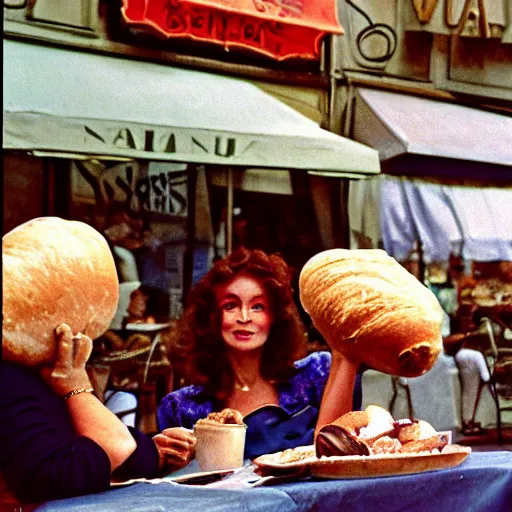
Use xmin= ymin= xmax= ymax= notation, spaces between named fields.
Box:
xmin=461 ymin=422 xmax=473 ymax=435
xmin=470 ymin=422 xmax=487 ymax=435
xmin=461 ymin=421 xmax=486 ymax=436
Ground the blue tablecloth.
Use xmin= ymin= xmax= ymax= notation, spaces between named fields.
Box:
xmin=34 ymin=451 xmax=512 ymax=512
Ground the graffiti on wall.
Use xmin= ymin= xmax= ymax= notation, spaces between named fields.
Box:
xmin=345 ymin=0 xmax=397 ymax=67
xmin=73 ymin=160 xmax=188 ymax=217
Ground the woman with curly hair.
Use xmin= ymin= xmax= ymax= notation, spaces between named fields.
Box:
xmin=157 ymin=247 xmax=361 ymax=459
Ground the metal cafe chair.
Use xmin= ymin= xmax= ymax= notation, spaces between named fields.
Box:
xmin=89 ymin=330 xmax=173 ymax=435
xmin=468 ymin=317 xmax=512 ymax=444
xmin=389 ymin=376 xmax=415 ymax=420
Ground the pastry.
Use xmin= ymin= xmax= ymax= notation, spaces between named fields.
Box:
xmin=316 ymin=405 xmax=394 ymax=457
xmin=316 ymin=406 xmax=448 ymax=458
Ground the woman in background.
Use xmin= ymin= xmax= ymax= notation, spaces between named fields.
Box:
xmin=158 ymin=247 xmax=361 ymax=459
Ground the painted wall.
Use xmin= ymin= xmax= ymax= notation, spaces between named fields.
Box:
xmin=334 ymin=0 xmax=512 ymax=101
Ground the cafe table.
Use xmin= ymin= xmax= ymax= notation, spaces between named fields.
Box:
xmin=33 ymin=451 xmax=512 ymax=512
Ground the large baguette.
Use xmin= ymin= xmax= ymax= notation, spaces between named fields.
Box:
xmin=299 ymin=249 xmax=443 ymax=377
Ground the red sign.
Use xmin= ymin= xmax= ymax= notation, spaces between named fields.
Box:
xmin=121 ymin=0 xmax=343 ymax=60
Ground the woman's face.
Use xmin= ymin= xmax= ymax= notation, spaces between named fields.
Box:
xmin=215 ymin=274 xmax=273 ymax=352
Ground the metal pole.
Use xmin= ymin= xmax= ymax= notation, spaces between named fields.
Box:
xmin=226 ymin=167 xmax=233 ymax=255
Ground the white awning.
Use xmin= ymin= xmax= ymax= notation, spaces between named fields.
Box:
xmin=353 ymin=88 xmax=512 ymax=168
xmin=3 ymin=40 xmax=380 ymax=177
xmin=349 ymin=175 xmax=512 ymax=263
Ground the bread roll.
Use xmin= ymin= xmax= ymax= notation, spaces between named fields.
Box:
xmin=2 ymin=217 xmax=119 ymax=366
xmin=315 ymin=405 xmax=393 ymax=457
xmin=315 ymin=406 xmax=450 ymax=458
xmin=371 ymin=436 xmax=403 ymax=454
xmin=299 ymin=249 xmax=443 ymax=377
xmin=330 ymin=410 xmax=369 ymax=432
xmin=358 ymin=405 xmax=395 ymax=444
xmin=400 ymin=435 xmax=447 ymax=453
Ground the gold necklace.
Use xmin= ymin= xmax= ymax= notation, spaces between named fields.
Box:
xmin=233 ymin=374 xmax=258 ymax=392
xmin=234 ymin=382 xmax=251 ymax=392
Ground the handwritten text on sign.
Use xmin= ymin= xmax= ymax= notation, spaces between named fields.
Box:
xmin=81 ymin=161 xmax=189 ymax=216
xmin=106 ymin=164 xmax=188 ymax=216
xmin=124 ymin=0 xmax=323 ymax=59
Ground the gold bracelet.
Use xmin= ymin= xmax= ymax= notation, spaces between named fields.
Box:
xmin=62 ymin=387 xmax=94 ymax=400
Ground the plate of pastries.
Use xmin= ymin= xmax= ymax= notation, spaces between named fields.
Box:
xmin=253 ymin=405 xmax=471 ymax=479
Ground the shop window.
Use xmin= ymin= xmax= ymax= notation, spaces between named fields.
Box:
xmin=3 ymin=154 xmax=45 ymax=235
xmin=4 ymin=0 xmax=99 ymax=31
xmin=29 ymin=0 xmax=98 ymax=29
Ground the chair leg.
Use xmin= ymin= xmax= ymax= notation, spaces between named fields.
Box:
xmin=404 ymin=383 xmax=415 ymax=420
xmin=389 ymin=377 xmax=415 ymax=420
xmin=389 ymin=376 xmax=399 ymax=417
xmin=487 ymin=381 xmax=502 ymax=444
xmin=469 ymin=380 xmax=485 ymax=425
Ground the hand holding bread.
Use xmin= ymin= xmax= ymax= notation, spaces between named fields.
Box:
xmin=40 ymin=323 xmax=93 ymax=396
xmin=299 ymin=249 xmax=444 ymax=377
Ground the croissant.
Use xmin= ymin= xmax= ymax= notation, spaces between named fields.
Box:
xmin=299 ymin=249 xmax=443 ymax=377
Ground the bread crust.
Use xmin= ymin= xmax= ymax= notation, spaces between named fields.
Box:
xmin=2 ymin=217 xmax=119 ymax=365
xmin=330 ymin=410 xmax=369 ymax=432
xmin=397 ymin=422 xmax=421 ymax=444
xmin=400 ymin=435 xmax=447 ymax=453
xmin=299 ymin=249 xmax=443 ymax=377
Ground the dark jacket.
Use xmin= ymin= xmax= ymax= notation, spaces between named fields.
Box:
xmin=0 ymin=361 xmax=159 ymax=503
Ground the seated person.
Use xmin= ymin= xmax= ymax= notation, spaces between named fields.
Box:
xmin=158 ymin=247 xmax=361 ymax=459
xmin=443 ymin=313 xmax=491 ymax=436
xmin=455 ymin=346 xmax=490 ymax=435
xmin=0 ymin=324 xmax=195 ymax=505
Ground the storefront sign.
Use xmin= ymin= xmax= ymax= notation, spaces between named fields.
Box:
xmin=121 ymin=0 xmax=342 ymax=60
xmin=412 ymin=0 xmax=438 ymax=24
xmin=408 ymin=0 xmax=505 ymax=38
xmin=85 ymin=124 xmax=240 ymax=159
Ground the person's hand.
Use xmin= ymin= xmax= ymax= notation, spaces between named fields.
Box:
xmin=152 ymin=427 xmax=196 ymax=471
xmin=40 ymin=323 xmax=93 ymax=396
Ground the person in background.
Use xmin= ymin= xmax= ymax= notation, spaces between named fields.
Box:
xmin=442 ymin=304 xmax=491 ymax=436
xmin=0 ymin=324 xmax=195 ymax=505
xmin=427 ymin=262 xmax=490 ymax=436
xmin=454 ymin=343 xmax=491 ymax=435
xmin=158 ymin=247 xmax=361 ymax=459
xmin=101 ymin=203 xmax=151 ymax=283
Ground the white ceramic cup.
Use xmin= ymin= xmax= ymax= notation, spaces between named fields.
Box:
xmin=194 ymin=422 xmax=247 ymax=471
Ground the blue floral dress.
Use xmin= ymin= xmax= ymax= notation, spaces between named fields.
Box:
xmin=158 ymin=351 xmax=363 ymax=458
xmin=157 ymin=351 xmax=332 ymax=431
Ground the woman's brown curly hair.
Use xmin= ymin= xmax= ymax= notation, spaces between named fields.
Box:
xmin=172 ymin=247 xmax=307 ymax=399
